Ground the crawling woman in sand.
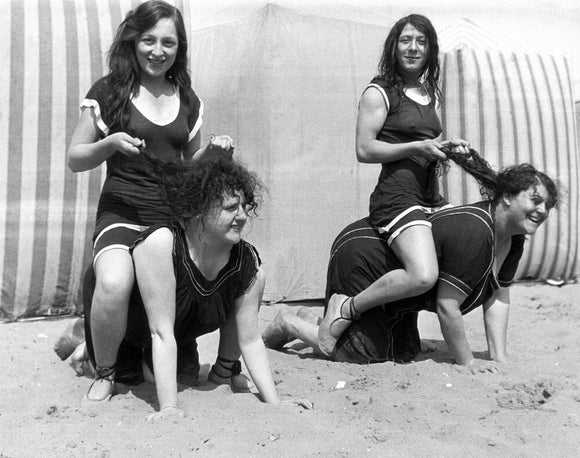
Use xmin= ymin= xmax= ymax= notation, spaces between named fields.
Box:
xmin=264 ymin=151 xmax=559 ymax=371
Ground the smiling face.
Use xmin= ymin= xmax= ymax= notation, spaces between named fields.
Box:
xmin=505 ymin=182 xmax=551 ymax=235
xmin=135 ymin=17 xmax=178 ymax=80
xmin=396 ymin=23 xmax=428 ymax=81
xmin=204 ymin=191 xmax=251 ymax=246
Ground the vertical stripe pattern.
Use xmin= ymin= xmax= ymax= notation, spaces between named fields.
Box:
xmin=0 ymin=8 xmax=578 ymax=320
xmin=440 ymin=20 xmax=579 ymax=282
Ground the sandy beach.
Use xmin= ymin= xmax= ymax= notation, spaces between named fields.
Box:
xmin=1 ymin=282 xmax=579 ymax=457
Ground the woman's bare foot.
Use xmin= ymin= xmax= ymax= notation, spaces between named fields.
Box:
xmin=69 ymin=341 xmax=95 ymax=377
xmin=54 ymin=318 xmax=85 ymax=361
xmin=317 ymin=294 xmax=351 ymax=356
xmin=262 ymin=308 xmax=294 ymax=349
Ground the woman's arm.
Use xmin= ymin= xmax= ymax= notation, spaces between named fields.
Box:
xmin=132 ymin=228 xmax=181 ymax=417
xmin=233 ymin=267 xmax=280 ymax=404
xmin=67 ymin=107 xmax=143 ymax=172
xmin=482 ymin=286 xmax=510 ymax=363
xmin=436 ymin=282 xmax=473 ymax=365
xmin=355 ymin=87 xmax=446 ymax=164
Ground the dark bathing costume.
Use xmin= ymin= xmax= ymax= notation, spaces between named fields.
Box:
xmin=85 ymin=221 xmax=262 ymax=383
xmin=326 ymin=201 xmax=525 ymax=364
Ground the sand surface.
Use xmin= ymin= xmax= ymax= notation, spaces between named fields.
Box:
xmin=1 ymin=283 xmax=579 ymax=457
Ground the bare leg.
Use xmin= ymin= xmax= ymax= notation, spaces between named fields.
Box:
xmin=69 ymin=341 xmax=95 ymax=378
xmin=86 ymin=249 xmax=134 ymax=402
xmin=54 ymin=317 xmax=85 ymax=361
xmin=262 ymin=306 xmax=296 ymax=349
xmin=353 ymin=225 xmax=438 ymax=311
xmin=318 ymin=225 xmax=438 ymax=355
xmin=264 ymin=307 xmax=325 ymax=356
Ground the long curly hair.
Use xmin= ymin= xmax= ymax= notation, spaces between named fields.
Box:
xmin=104 ymin=0 xmax=191 ymax=132
xmin=153 ymin=157 xmax=263 ymax=222
xmin=443 ymin=148 xmax=560 ymax=210
xmin=377 ymin=14 xmax=441 ymax=103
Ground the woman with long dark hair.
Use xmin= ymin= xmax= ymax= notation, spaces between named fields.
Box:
xmin=319 ymin=14 xmax=470 ymax=354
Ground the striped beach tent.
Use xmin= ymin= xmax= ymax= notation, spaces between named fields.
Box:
xmin=1 ymin=4 xmax=578 ymax=321
xmin=0 ymin=0 xmax=184 ymax=322
xmin=438 ymin=19 xmax=579 ymax=281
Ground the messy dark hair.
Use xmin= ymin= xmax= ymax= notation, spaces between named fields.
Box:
xmin=154 ymin=157 xmax=263 ymax=222
xmin=443 ymin=148 xmax=560 ymax=210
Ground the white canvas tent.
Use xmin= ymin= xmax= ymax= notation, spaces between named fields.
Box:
xmin=1 ymin=0 xmax=578 ymax=321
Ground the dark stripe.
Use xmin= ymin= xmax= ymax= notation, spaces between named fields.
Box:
xmin=27 ymin=0 xmax=53 ymax=315
xmin=537 ymin=55 xmax=562 ymax=278
xmin=84 ymin=0 xmax=105 ymax=282
xmin=1 ymin=0 xmax=25 ymax=320
xmin=456 ymin=49 xmax=469 ymax=204
xmin=440 ymin=52 xmax=449 ymax=199
xmin=485 ymin=51 xmax=503 ymax=162
xmin=108 ymin=0 xmax=123 ymax=39
xmin=499 ymin=53 xmax=519 ymax=164
xmin=55 ymin=0 xmax=80 ymax=307
xmin=550 ymin=55 xmax=575 ymax=279
xmin=516 ymin=54 xmax=545 ymax=276
xmin=472 ymin=49 xmax=485 ymax=157
xmin=527 ymin=54 xmax=551 ymax=279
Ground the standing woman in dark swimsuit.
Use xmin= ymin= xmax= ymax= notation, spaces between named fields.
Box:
xmin=67 ymin=0 xmax=232 ymax=403
xmin=319 ymin=14 xmax=469 ymax=354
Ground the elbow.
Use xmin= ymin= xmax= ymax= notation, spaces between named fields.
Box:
xmin=355 ymin=145 xmax=371 ymax=163
xmin=67 ymin=152 xmax=84 ymax=173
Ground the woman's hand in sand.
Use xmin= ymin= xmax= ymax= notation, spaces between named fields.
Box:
xmin=276 ymin=398 xmax=314 ymax=410
xmin=454 ymin=359 xmax=500 ymax=375
xmin=145 ymin=406 xmax=185 ymax=423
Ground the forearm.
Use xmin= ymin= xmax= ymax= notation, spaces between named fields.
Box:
xmin=240 ymin=338 xmax=279 ymax=404
xmin=68 ymin=137 xmax=116 ymax=172
xmin=356 ymin=139 xmax=423 ymax=164
xmin=151 ymin=333 xmax=179 ymax=409
xmin=484 ymin=300 xmax=509 ymax=362
xmin=437 ymin=308 xmax=473 ymax=365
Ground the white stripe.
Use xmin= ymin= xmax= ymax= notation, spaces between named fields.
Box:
xmin=14 ymin=1 xmax=41 ymax=309
xmin=364 ymin=83 xmax=389 ymax=112
xmin=80 ymin=99 xmax=109 ymax=135
xmin=387 ymin=221 xmax=431 ymax=246
xmin=189 ymin=98 xmax=204 ymax=142
xmin=41 ymin=0 xmax=68 ymax=307
xmin=0 ymin=0 xmax=11 ymax=300
xmin=93 ymin=223 xmax=149 ymax=247
xmin=377 ymin=205 xmax=425 ymax=233
xmin=67 ymin=0 xmax=93 ymax=305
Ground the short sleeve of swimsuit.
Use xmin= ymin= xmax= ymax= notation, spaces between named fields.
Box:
xmin=431 ymin=205 xmax=495 ymax=297
xmin=80 ymin=77 xmax=203 ymax=142
xmin=81 ymin=77 xmax=112 ymax=136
